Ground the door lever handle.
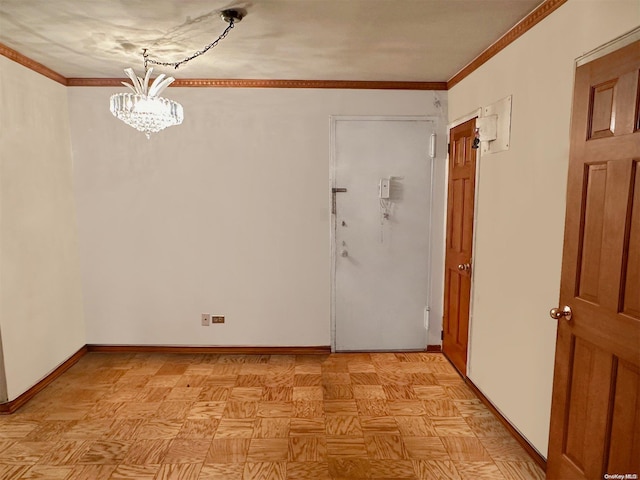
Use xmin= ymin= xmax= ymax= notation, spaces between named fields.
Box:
xmin=331 ymin=187 xmax=348 ymax=214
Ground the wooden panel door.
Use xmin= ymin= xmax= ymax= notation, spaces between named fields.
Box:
xmin=547 ymin=40 xmax=640 ymax=479
xmin=442 ymin=118 xmax=477 ymax=375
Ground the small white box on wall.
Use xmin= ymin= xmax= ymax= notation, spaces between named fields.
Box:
xmin=480 ymin=95 xmax=512 ymax=155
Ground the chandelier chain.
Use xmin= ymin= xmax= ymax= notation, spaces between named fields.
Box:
xmin=144 ymin=19 xmax=235 ymax=70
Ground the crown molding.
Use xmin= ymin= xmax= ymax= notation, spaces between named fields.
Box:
xmin=67 ymin=77 xmax=447 ymax=90
xmin=446 ymin=0 xmax=568 ymax=89
xmin=0 ymin=42 xmax=67 ymax=86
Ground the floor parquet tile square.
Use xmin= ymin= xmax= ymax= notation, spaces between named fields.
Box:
xmin=412 ymin=459 xmax=462 ymax=479
xmin=253 ymin=418 xmax=291 ymax=438
xmin=0 ymin=465 xmax=29 ymax=480
xmin=162 ymin=438 xmax=211 ymax=463
xmin=327 ymin=456 xmax=370 ymax=478
xmin=243 ymin=461 xmax=287 ymax=480
xmin=121 ymin=439 xmax=171 ymax=465
xmin=285 ymin=461 xmax=331 ymax=479
xmin=479 ymin=436 xmax=535 ymax=462
xmin=432 ymin=417 xmax=476 ymax=436
xmin=198 ymin=463 xmax=244 ymax=479
xmin=155 ymin=402 xmax=194 ymax=420
xmin=61 ymin=420 xmax=111 ymax=440
xmin=287 ymin=437 xmax=327 ymax=462
xmin=369 ymin=459 xmax=416 ymax=478
xmin=413 ymin=385 xmax=449 ymax=400
xmin=495 ymin=460 xmax=546 ymax=480
xmin=223 ymin=401 xmax=258 ymax=419
xmin=321 ymin=373 xmax=351 ymax=385
xmin=154 ymin=462 xmax=201 ymax=480
xmin=289 ymin=418 xmax=325 ymax=436
xmin=262 ymin=387 xmax=293 ymax=402
xmin=186 ymin=401 xmax=226 ymax=419
xmin=387 ymin=400 xmax=427 ymax=416
xmin=383 ymin=384 xmax=417 ymax=400
xmin=233 ymin=373 xmax=264 ymax=388
xmin=0 ymin=352 xmax=544 ymax=480
xmin=423 ymin=399 xmax=461 ymax=417
xmin=403 ymin=436 xmax=449 ymax=460
xmin=352 ymin=385 xmax=386 ymax=400
xmin=176 ymin=418 xmax=219 ymax=438
xmin=17 ymin=464 xmax=73 ymax=479
xmin=67 ymin=464 xmax=118 ymax=479
xmin=355 ymin=399 xmax=390 ymax=417
xmin=108 ymin=464 xmax=160 ymax=479
xmin=441 ymin=436 xmax=493 ymax=461
xmin=464 ymin=413 xmax=511 ymax=437
xmin=452 ymin=398 xmax=490 ymax=417
xmin=77 ymin=440 xmax=131 ymax=464
xmin=292 ymin=400 xmax=324 ymax=419
xmin=322 ymin=384 xmax=353 ymax=400
xmin=326 ymin=436 xmax=368 ymax=456
xmin=37 ymin=439 xmax=92 ymax=466
xmin=197 ymin=386 xmax=231 ymax=401
xmin=205 ymin=438 xmax=250 ymax=464
xmin=229 ymin=387 xmax=263 ymax=401
xmin=293 ymin=374 xmax=322 ymax=386
xmin=176 ymin=375 xmax=209 ymax=388
xmin=134 ymin=419 xmax=183 ymax=439
xmin=454 ymin=460 xmax=507 ymax=479
xmin=257 ymin=401 xmax=294 ymax=418
xmin=350 ymin=373 xmax=381 ymax=385
xmin=0 ymin=441 xmax=57 ymax=465
xmin=0 ymin=421 xmax=39 ymax=439
xmin=247 ymin=438 xmax=289 ymax=462
xmin=292 ymin=386 xmax=323 ymax=401
xmin=395 ymin=416 xmax=437 ymax=437
xmin=294 ymin=364 xmax=322 ymax=375
xmin=359 ymin=416 xmax=400 ymax=435
xmin=325 ymin=415 xmax=363 ymax=436
xmin=214 ymin=419 xmax=255 ymax=438
xmin=323 ymin=400 xmax=358 ymax=415
xmin=364 ymin=434 xmax=408 ymax=459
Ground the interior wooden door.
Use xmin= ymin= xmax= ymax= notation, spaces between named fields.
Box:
xmin=547 ymin=40 xmax=640 ymax=479
xmin=442 ymin=118 xmax=476 ymax=375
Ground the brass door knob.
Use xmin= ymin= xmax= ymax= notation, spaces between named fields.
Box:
xmin=457 ymin=263 xmax=471 ymax=271
xmin=550 ymin=305 xmax=572 ymax=322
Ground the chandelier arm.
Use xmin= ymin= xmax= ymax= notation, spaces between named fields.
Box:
xmin=144 ymin=20 xmax=235 ymax=70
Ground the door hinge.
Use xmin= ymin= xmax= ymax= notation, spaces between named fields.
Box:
xmin=441 ymin=330 xmax=444 ymax=340
xmin=447 ymin=143 xmax=450 ymax=155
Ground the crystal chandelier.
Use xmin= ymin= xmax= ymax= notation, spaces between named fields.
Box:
xmin=109 ymin=9 xmax=244 ymax=138
xmin=110 ymin=68 xmax=182 ymax=138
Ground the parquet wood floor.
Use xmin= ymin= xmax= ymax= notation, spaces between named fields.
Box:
xmin=0 ymin=352 xmax=545 ymax=479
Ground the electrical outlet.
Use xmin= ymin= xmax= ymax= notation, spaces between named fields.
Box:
xmin=201 ymin=313 xmax=211 ymax=326
xmin=212 ymin=315 xmax=225 ymax=324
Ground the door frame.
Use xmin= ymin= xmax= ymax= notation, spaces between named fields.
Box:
xmin=329 ymin=115 xmax=438 ymax=352
xmin=443 ymin=108 xmax=482 ymax=376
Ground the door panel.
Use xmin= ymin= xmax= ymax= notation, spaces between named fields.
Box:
xmin=442 ymin=118 xmax=476 ymax=375
xmin=332 ymin=118 xmax=434 ymax=351
xmin=547 ymin=40 xmax=640 ymax=480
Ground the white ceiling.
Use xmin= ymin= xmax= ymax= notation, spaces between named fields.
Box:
xmin=0 ymin=0 xmax=543 ymax=81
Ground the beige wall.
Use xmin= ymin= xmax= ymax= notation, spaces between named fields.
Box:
xmin=68 ymin=87 xmax=448 ymax=348
xmin=0 ymin=57 xmax=85 ymax=401
xmin=448 ymin=1 xmax=638 ymax=457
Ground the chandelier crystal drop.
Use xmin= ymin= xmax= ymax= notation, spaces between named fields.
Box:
xmin=109 ymin=68 xmax=183 ymax=139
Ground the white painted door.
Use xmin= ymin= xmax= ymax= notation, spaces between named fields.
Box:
xmin=332 ymin=117 xmax=433 ymax=351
